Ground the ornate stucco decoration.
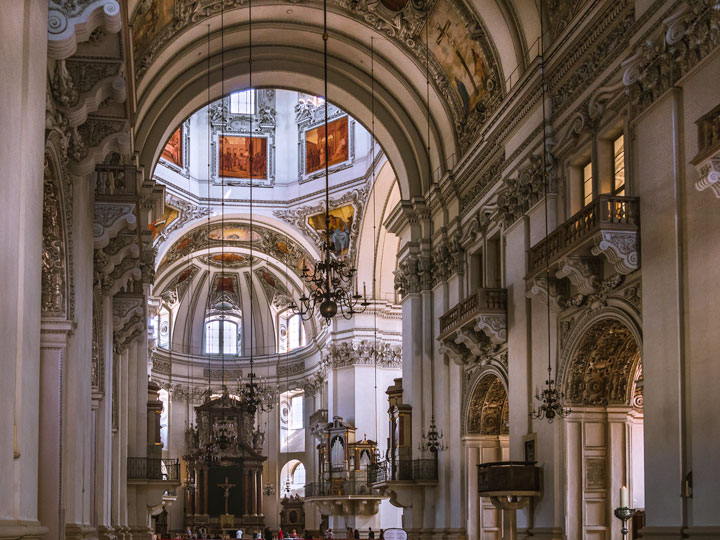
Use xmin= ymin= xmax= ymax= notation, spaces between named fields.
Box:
xmin=48 ymin=0 xmax=122 ymax=60
xmin=42 ymin=130 xmax=75 ymax=320
xmin=92 ymin=294 xmax=104 ymax=392
xmin=208 ymin=273 xmax=242 ymax=311
xmin=555 ymin=256 xmax=601 ymax=296
xmin=113 ymin=296 xmax=145 ymax=352
xmin=322 ymin=340 xmax=402 ymax=369
xmin=692 ymin=152 xmax=720 ymax=198
xmin=159 ymin=119 xmax=191 ymax=178
xmin=432 ymin=234 xmax=464 ymax=283
xmin=591 ymin=231 xmax=638 ymax=275
xmin=157 ymin=221 xmax=316 ymax=280
xmin=154 ymin=194 xmax=211 ymax=247
xmin=277 ymin=361 xmax=305 ymax=378
xmin=53 ymin=57 xmax=127 ymax=127
xmin=274 ymin=185 xmax=369 ymax=263
xmin=621 ymin=2 xmax=720 ymax=113
xmin=542 ymin=0 xmax=583 ymax=42
xmin=252 ymin=268 xmax=291 ymax=309
xmin=549 ymin=0 xmax=635 ymax=116
xmin=158 ymin=264 xmax=200 ymax=302
xmin=464 ymin=372 xmax=508 ymax=436
xmin=393 ymin=252 xmax=433 ymax=298
xmin=496 ymin=154 xmax=555 ymax=228
xmin=526 ymin=276 xmax=579 ymax=313
xmin=562 ymin=319 xmax=641 ymax=407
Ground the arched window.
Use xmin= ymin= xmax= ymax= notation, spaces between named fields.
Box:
xmin=204 ymin=314 xmax=241 ymax=355
xmin=278 ymin=310 xmax=306 ymax=353
xmin=158 ymin=307 xmax=171 ymax=349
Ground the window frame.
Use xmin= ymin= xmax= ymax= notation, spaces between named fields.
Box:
xmin=204 ymin=313 xmax=241 ymax=355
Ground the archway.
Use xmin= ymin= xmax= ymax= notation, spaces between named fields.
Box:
xmin=562 ymin=318 xmax=644 ymax=540
xmin=463 ymin=371 xmax=509 ymax=540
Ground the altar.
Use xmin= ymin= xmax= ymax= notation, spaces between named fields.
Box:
xmin=183 ymin=389 xmax=267 ymax=531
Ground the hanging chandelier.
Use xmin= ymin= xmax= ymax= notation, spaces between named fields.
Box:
xmin=236 ymin=371 xmax=276 ymax=414
xmin=419 ymin=415 xmax=447 ymax=454
xmin=290 ymin=0 xmax=369 ymax=323
xmin=530 ymin=368 xmax=570 ymax=423
xmin=529 ymin=2 xmax=570 ymax=424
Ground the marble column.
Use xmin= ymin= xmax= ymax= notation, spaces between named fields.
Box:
xmin=0 ymin=2 xmax=48 ymax=538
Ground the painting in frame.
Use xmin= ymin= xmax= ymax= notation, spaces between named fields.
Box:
xmin=305 ymin=116 xmax=349 ymax=174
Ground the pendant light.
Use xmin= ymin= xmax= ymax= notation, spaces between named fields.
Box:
xmin=529 ymin=2 xmax=570 ymax=423
xmin=417 ymin=4 xmax=446 ymax=456
xmin=290 ymin=0 xmax=369 ymax=323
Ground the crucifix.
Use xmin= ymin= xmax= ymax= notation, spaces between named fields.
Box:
xmin=217 ymin=476 xmax=236 ymax=515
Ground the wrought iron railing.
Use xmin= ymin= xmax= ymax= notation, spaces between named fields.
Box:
xmin=439 ymin=288 xmax=507 ymax=338
xmin=127 ymin=458 xmax=180 ymax=481
xmin=527 ymin=196 xmax=639 ymax=278
xmin=368 ymin=458 xmax=438 ymax=484
xmin=95 ymin=164 xmax=140 ymax=197
xmin=304 ymin=480 xmax=382 ymax=497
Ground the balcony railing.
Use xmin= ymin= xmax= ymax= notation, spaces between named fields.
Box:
xmin=527 ymin=196 xmax=639 ymax=278
xmin=95 ymin=164 xmax=140 ymax=197
xmin=127 ymin=458 xmax=180 ymax=481
xmin=304 ymin=481 xmax=382 ymax=498
xmin=368 ymin=458 xmax=438 ymax=484
xmin=477 ymin=461 xmax=541 ymax=496
xmin=309 ymin=409 xmax=328 ymax=427
xmin=439 ymin=288 xmax=507 ymax=339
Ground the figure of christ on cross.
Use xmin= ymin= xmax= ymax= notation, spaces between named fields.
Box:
xmin=217 ymin=476 xmax=237 ymax=515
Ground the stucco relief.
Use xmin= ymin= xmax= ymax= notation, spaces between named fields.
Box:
xmin=563 ymin=319 xmax=640 ymax=407
xmin=42 ymin=132 xmax=74 ymax=320
xmin=465 ymin=373 xmax=508 ymax=436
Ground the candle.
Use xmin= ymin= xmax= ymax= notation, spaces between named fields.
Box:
xmin=363 ymin=282 xmax=367 ymax=298
xmin=620 ymin=485 xmax=629 ymax=508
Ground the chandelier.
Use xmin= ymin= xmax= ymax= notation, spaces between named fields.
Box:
xmin=419 ymin=415 xmax=447 ymax=454
xmin=530 ymin=368 xmax=570 ymax=423
xmin=236 ymin=372 xmax=276 ymax=414
xmin=529 ymin=3 xmax=570 ymax=424
xmin=290 ymin=0 xmax=369 ymax=323
xmin=263 ymin=482 xmax=275 ymax=496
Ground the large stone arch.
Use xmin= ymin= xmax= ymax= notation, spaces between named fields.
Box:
xmin=465 ymin=370 xmax=509 ymax=436
xmin=135 ymin=39 xmax=432 ymax=201
xmin=42 ymin=129 xmax=74 ymax=320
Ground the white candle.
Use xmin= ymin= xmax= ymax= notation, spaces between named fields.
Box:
xmin=620 ymin=485 xmax=629 ymax=508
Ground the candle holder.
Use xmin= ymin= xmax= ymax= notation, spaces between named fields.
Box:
xmin=614 ymin=506 xmax=637 ymax=540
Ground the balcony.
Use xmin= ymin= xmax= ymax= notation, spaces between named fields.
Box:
xmin=438 ymin=288 xmax=507 ymax=364
xmin=304 ymin=481 xmax=387 ymax=515
xmin=127 ymin=458 xmax=180 ymax=484
xmin=527 ymin=195 xmax=640 ymax=280
xmin=368 ymin=458 xmax=438 ymax=486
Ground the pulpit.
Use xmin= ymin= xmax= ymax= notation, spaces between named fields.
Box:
xmin=184 ymin=389 xmax=267 ymax=532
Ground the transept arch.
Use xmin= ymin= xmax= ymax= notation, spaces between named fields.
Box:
xmin=129 ymin=0 xmax=535 ymax=201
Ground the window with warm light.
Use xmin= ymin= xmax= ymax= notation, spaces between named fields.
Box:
xmin=229 ymin=89 xmax=255 ymax=115
xmin=613 ymin=134 xmax=626 ymax=196
xmin=583 ymin=161 xmax=593 ymax=206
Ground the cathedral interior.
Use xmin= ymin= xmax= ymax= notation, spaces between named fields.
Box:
xmin=2 ymin=1 xmax=719 ymax=539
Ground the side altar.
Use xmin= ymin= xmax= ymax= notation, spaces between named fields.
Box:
xmin=183 ymin=388 xmax=267 ymax=532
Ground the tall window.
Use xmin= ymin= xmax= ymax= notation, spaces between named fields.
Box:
xmin=229 ymin=90 xmax=255 ymax=114
xmin=159 ymin=389 xmax=169 ymax=450
xmin=612 ymin=134 xmax=626 ymax=196
xmin=278 ymin=311 xmax=306 ymax=353
xmin=158 ymin=307 xmax=171 ymax=349
xmin=583 ymin=161 xmax=593 ymax=206
xmin=205 ymin=317 xmax=240 ymax=355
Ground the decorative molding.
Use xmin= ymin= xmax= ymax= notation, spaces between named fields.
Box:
xmin=591 ymin=231 xmax=639 ymax=275
xmin=154 ymin=194 xmax=211 ymax=246
xmin=48 ymin=0 xmax=122 ymax=60
xmin=394 ymin=252 xmax=433 ymax=298
xmin=465 ymin=372 xmax=508 ymax=436
xmin=496 ymin=154 xmax=554 ymax=227
xmin=58 ymin=57 xmax=126 ymax=127
xmin=555 ymin=256 xmax=601 ymax=295
xmin=693 ymin=152 xmax=720 ymax=198
xmin=273 ymin=184 xmax=369 ymax=262
xmin=277 ymin=361 xmax=305 ymax=378
xmin=296 ymin=106 xmax=355 ymax=182
xmin=322 ymin=340 xmax=402 ymax=369
xmin=621 ymin=2 xmax=720 ymax=113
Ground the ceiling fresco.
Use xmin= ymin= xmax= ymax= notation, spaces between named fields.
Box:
xmin=157 ymin=220 xmax=316 ymax=280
